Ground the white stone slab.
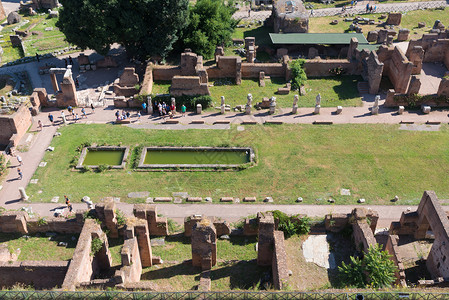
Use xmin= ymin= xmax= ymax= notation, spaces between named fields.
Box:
xmin=302 ymin=235 xmax=336 ymax=269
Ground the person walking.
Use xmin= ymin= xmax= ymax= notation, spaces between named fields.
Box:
xmin=81 ymin=107 xmax=87 ymax=118
xmin=75 ymin=78 xmax=79 ymax=88
xmin=137 ymin=111 xmax=141 ymax=120
xmin=16 ymin=155 xmax=23 ymax=166
xmin=17 ymin=168 xmax=23 ymax=180
xmin=91 ymin=103 xmax=95 ymax=114
xmin=48 ymin=113 xmax=54 ymax=125
xmin=37 ymin=120 xmax=43 ymax=131
xmin=181 ymin=104 xmax=186 ymax=117
xmin=65 ymin=195 xmax=73 ymax=212
xmin=35 ymin=53 xmax=40 ymax=62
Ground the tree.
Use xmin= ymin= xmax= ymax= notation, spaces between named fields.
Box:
xmin=57 ymin=0 xmax=189 ymax=60
xmin=290 ymin=59 xmax=307 ymax=90
xmin=179 ymin=0 xmax=238 ymax=59
xmin=338 ymin=244 xmax=397 ymax=288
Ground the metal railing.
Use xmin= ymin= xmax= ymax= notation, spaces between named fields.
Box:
xmin=0 ymin=291 xmax=448 ymax=300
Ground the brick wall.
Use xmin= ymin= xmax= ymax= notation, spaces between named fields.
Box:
xmin=153 ymin=67 xmax=181 ymax=81
xmin=385 ymin=235 xmax=407 ymax=287
xmin=352 ymin=220 xmax=377 ymax=253
xmin=0 ymin=261 xmax=69 ymax=289
xmin=115 ymin=237 xmax=142 ymax=284
xmin=272 ymin=231 xmax=289 ymax=290
xmin=0 ymin=103 xmax=32 ymax=147
xmin=140 ymin=64 xmax=153 ymax=95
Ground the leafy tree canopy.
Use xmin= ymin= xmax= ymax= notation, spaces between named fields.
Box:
xmin=179 ymin=0 xmax=238 ymax=59
xmin=57 ymin=0 xmax=189 ymax=60
xmin=290 ymin=59 xmax=307 ymax=90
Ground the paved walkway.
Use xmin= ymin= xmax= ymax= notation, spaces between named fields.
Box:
xmin=232 ymin=0 xmax=449 ymax=20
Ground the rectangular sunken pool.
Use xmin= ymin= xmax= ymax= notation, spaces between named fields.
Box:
xmin=76 ymin=146 xmax=130 ymax=169
xmin=138 ymin=147 xmax=254 ymax=169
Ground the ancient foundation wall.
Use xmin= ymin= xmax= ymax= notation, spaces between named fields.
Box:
xmin=304 ymin=59 xmax=356 ymax=77
xmin=378 ymin=46 xmax=413 ymax=94
xmin=444 ymin=48 xmax=449 ymax=70
xmin=0 ymin=103 xmax=32 ymax=147
xmin=385 ymin=235 xmax=407 ymax=287
xmin=272 ymin=231 xmax=288 ymax=290
xmin=115 ymin=237 xmax=142 ymax=284
xmin=140 ymin=64 xmax=153 ymax=95
xmin=153 ymin=66 xmax=181 ymax=81
xmin=62 ymin=219 xmax=112 ymax=291
xmin=241 ymin=63 xmax=286 ymax=78
xmin=170 ymin=76 xmax=210 ymax=96
xmin=184 ymin=216 xmax=231 ymax=237
xmin=422 ymin=39 xmax=449 ymax=63
xmin=133 ymin=204 xmax=168 ymax=236
xmin=352 ymin=220 xmax=377 ymax=253
xmin=0 ymin=261 xmax=69 ymax=289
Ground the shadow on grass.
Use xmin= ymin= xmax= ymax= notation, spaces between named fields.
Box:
xmin=164 ymin=233 xmax=191 ymax=245
xmin=141 ymin=261 xmax=201 ymax=281
xmin=210 ymin=260 xmax=270 ymax=290
xmin=243 ymin=26 xmax=272 ymax=47
xmin=331 ymin=75 xmax=362 ymax=100
xmin=228 ymin=236 xmax=257 ymax=246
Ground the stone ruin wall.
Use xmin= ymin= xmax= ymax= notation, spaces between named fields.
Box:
xmin=0 ymin=261 xmax=69 ymax=289
xmin=385 ymin=234 xmax=407 ymax=287
xmin=272 ymin=230 xmax=289 ymax=290
xmin=0 ymin=102 xmax=32 ymax=147
xmin=139 ymin=64 xmax=154 ymax=96
xmin=116 ymin=237 xmax=142 ymax=284
xmin=377 ymin=46 xmax=413 ymax=94
xmin=184 ymin=215 xmax=231 ymax=237
xmin=62 ymin=219 xmax=112 ymax=290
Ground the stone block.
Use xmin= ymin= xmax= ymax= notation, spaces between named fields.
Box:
xmin=186 ymin=197 xmax=202 ymax=202
xmin=398 ymin=106 xmax=404 ymax=115
xmin=336 ymin=106 xmax=342 ymax=114
xmin=422 ymin=106 xmax=431 ymax=114
xmin=386 ymin=13 xmax=402 ymax=26
xmin=153 ymin=197 xmax=172 ymax=202
xmin=397 ymin=28 xmax=410 ymax=42
xmin=220 ymin=197 xmax=233 ymax=203
xmin=367 ymin=31 xmax=379 ymax=42
xmin=243 ymin=197 xmax=256 ymax=202
xmin=418 ymin=22 xmax=426 ymax=28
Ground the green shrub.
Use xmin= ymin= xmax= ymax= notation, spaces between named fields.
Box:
xmin=270 ymin=210 xmax=311 ymax=238
xmin=91 ymin=238 xmax=103 ymax=256
xmin=152 ymin=94 xmax=212 ymax=110
xmin=167 ymin=218 xmax=182 ymax=233
xmin=96 ymin=164 xmax=110 ymax=172
xmin=0 ymin=154 xmax=5 ymax=176
xmin=115 ymin=209 xmax=126 ymax=228
xmin=338 ymin=244 xmax=397 ymax=288
xmin=37 ymin=217 xmax=47 ymax=226
xmin=289 ymin=59 xmax=307 ymax=90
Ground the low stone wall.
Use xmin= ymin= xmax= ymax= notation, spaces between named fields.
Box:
xmin=241 ymin=62 xmax=287 ymax=79
xmin=272 ymin=230 xmax=289 ymax=290
xmin=62 ymin=219 xmax=112 ymax=291
xmin=384 ymin=89 xmax=449 ymax=108
xmin=0 ymin=261 xmax=69 ymax=289
xmin=133 ymin=204 xmax=168 ymax=236
xmin=115 ymin=237 xmax=142 ymax=285
xmin=378 ymin=46 xmax=413 ymax=94
xmin=305 ymin=59 xmax=356 ymax=77
xmin=385 ymin=234 xmax=407 ymax=287
xmin=153 ymin=66 xmax=180 ymax=81
xmin=170 ymin=76 xmax=210 ymax=96
xmin=140 ymin=64 xmax=153 ymax=95
xmin=96 ymin=198 xmax=119 ymax=238
xmin=76 ymin=146 xmax=130 ymax=170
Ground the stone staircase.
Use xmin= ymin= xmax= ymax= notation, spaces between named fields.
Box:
xmin=357 ymin=81 xmax=369 ymax=95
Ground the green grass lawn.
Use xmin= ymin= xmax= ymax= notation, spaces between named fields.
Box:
xmin=26 ymin=124 xmax=449 ymax=205
xmin=309 ymin=8 xmax=448 ymax=41
xmin=304 ymin=0 xmax=440 ymax=9
xmin=152 ymin=76 xmax=362 ymax=109
xmin=0 ymin=11 xmax=71 ymax=63
xmin=0 ymin=233 xmax=77 ymax=261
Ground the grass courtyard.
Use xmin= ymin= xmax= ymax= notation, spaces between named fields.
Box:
xmin=26 ymin=123 xmax=449 ymax=205
xmin=152 ymin=76 xmax=362 ymax=109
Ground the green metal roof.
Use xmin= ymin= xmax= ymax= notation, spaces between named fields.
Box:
xmin=357 ymin=43 xmax=380 ymax=51
xmin=269 ymin=33 xmax=369 ymax=45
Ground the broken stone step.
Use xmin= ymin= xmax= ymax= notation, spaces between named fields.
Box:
xmin=313 ymin=121 xmax=333 ymax=125
xmin=153 ymin=197 xmax=172 ymax=203
xmin=243 ymin=197 xmax=256 ymax=202
xmin=264 ymin=121 xmax=283 ymax=125
xmin=186 ymin=197 xmax=202 ymax=202
xmin=241 ymin=121 xmax=257 ymax=125
xmin=214 ymin=120 xmax=230 ymax=124
xmin=220 ymin=197 xmax=234 ymax=203
xmin=164 ymin=120 xmax=179 ymax=124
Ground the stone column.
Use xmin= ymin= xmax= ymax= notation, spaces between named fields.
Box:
xmin=196 ymin=104 xmax=202 ymax=114
xmin=292 ymin=94 xmax=299 ymax=114
xmin=147 ymin=96 xmax=153 ymax=115
xmin=220 ymin=96 xmax=225 ymax=114
xmin=315 ymin=93 xmax=321 ymax=106
xmin=372 ymin=95 xmax=380 ymax=115
xmin=269 ymin=97 xmax=276 ymax=115
xmin=50 ymin=73 xmax=59 ymax=93
xmin=314 ymin=105 xmax=320 ymax=115
xmin=257 ymin=214 xmax=275 ymax=266
xmin=19 ymin=187 xmax=29 ymax=202
xmin=192 ymin=218 xmax=217 ymax=270
xmin=245 ymin=93 xmax=252 ymax=115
